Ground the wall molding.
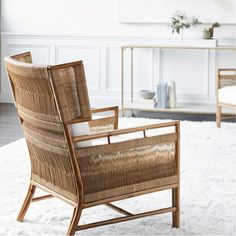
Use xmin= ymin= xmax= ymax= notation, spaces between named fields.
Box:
xmin=54 ymin=44 xmax=101 ymax=92
xmin=1 ymin=32 xmax=236 ymax=42
xmin=6 ymin=43 xmax=51 ymax=63
xmin=1 ymin=33 xmax=236 ymax=108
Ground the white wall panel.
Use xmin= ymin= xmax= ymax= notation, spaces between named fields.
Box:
xmin=161 ymin=49 xmax=209 ymax=101
xmin=1 ymin=34 xmax=236 ymax=107
xmin=106 ymin=47 xmax=122 ymax=92
xmin=133 ymin=49 xmax=153 ymax=91
xmin=217 ymin=50 xmax=236 ymax=68
xmin=1 ymin=43 xmax=50 ymax=102
xmin=7 ymin=44 xmax=50 ymax=64
xmin=55 ymin=45 xmax=101 ymax=92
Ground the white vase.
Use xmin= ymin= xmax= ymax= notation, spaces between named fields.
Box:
xmin=156 ymin=83 xmax=168 ymax=109
xmin=167 ymin=81 xmax=176 ymax=109
xmin=202 ymin=28 xmax=211 ymax=39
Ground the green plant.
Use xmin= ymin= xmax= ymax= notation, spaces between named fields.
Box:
xmin=170 ymin=11 xmax=201 ymax=34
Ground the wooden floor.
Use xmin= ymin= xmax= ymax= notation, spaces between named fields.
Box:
xmin=0 ymin=103 xmax=23 ymax=147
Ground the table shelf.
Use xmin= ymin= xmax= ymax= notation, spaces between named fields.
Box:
xmin=124 ymin=100 xmax=235 ymax=115
xmin=121 ymin=44 xmax=236 ymax=116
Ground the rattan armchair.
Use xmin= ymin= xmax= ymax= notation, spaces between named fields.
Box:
xmin=216 ymin=69 xmax=236 ymax=127
xmin=5 ymin=52 xmax=180 ymax=235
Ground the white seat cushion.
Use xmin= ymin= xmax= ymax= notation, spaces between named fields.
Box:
xmin=71 ymin=122 xmax=92 ymax=148
xmin=218 ymin=86 xmax=236 ymax=105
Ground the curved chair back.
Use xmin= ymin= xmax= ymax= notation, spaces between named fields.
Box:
xmin=4 ymin=52 xmax=91 ymax=203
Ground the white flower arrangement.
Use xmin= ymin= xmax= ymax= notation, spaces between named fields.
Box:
xmin=170 ymin=11 xmax=201 ymax=34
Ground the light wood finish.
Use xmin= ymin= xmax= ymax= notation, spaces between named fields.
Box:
xmin=91 ymin=106 xmax=119 ymax=129
xmin=4 ymin=52 xmax=180 ymax=235
xmin=73 ymin=121 xmax=177 ymax=142
xmin=67 ymin=206 xmax=83 ymax=235
xmin=124 ymin=100 xmax=236 ymax=115
xmin=105 ymin=203 xmax=133 ymax=216
xmin=17 ymin=184 xmax=36 ymax=222
xmin=83 ymin=183 xmax=179 ymax=209
xmin=216 ymin=69 xmax=236 ymax=127
xmin=31 ymin=181 xmax=77 ymax=207
xmin=91 ymin=106 xmax=118 ymax=114
xmin=122 ymin=45 xmax=236 ymax=50
xmin=121 ymin=45 xmax=236 ymax=116
xmin=172 ymin=122 xmax=180 ymax=227
xmin=77 ymin=207 xmax=176 ymax=231
xmin=121 ymin=44 xmax=125 ymax=116
xmin=31 ymin=194 xmax=53 ymax=202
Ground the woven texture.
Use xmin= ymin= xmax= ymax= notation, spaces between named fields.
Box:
xmin=11 ymin=51 xmax=33 ymax=63
xmin=50 ymin=63 xmax=91 ymax=122
xmin=4 ymin=53 xmax=78 ymax=202
xmin=77 ymin=134 xmax=178 ymax=203
xmin=5 ymin=52 xmax=179 ymax=207
xmin=219 ymin=70 xmax=236 ymax=88
xmin=89 ymin=116 xmax=116 ymax=134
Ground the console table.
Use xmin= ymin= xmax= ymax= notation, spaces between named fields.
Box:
xmin=121 ymin=44 xmax=236 ymax=116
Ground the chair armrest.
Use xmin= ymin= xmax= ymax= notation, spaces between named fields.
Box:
xmin=67 ymin=106 xmax=119 ymax=126
xmin=91 ymin=106 xmax=119 ymax=130
xmin=67 ymin=106 xmax=119 ymax=131
xmin=67 ymin=117 xmax=91 ymax=125
xmin=91 ymin=106 xmax=119 ymax=115
xmin=72 ymin=121 xmax=179 ymax=143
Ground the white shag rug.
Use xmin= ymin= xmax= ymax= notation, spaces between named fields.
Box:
xmin=0 ymin=117 xmax=236 ymax=236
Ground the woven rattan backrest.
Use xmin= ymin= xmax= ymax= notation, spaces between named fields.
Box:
xmin=218 ymin=69 xmax=236 ymax=88
xmin=49 ymin=61 xmax=92 ymax=122
xmin=10 ymin=51 xmax=33 ymax=63
xmin=4 ymin=53 xmax=91 ymax=203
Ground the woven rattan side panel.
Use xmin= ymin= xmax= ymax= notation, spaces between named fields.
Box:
xmin=79 ymin=142 xmax=176 ymax=195
xmin=27 ymin=141 xmax=77 ymax=202
xmin=4 ymin=57 xmax=78 ymax=202
xmin=77 ymin=134 xmax=178 ymax=202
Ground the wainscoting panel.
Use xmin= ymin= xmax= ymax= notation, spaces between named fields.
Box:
xmin=105 ymin=47 xmax=122 ymax=92
xmin=1 ymin=42 xmax=50 ymax=103
xmin=1 ymin=33 xmax=236 ymax=108
xmin=216 ymin=50 xmax=236 ymax=68
xmin=133 ymin=48 xmax=154 ymax=91
xmin=6 ymin=44 xmax=50 ymax=64
xmin=55 ymin=45 xmax=101 ymax=92
xmin=161 ymin=49 xmax=209 ymax=102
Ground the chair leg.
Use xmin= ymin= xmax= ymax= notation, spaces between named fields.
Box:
xmin=17 ymin=183 xmax=36 ymax=222
xmin=216 ymin=105 xmax=221 ymax=128
xmin=172 ymin=187 xmax=180 ymax=228
xmin=67 ymin=205 xmax=83 ymax=236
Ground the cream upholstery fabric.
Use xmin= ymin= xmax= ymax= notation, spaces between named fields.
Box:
xmin=218 ymin=86 xmax=236 ymax=105
xmin=71 ymin=122 xmax=92 ymax=148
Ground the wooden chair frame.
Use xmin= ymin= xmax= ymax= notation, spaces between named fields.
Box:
xmin=5 ymin=53 xmax=180 ymax=235
xmin=216 ymin=69 xmax=236 ymax=127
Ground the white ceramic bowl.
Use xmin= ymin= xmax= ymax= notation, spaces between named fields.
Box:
xmin=139 ymin=90 xmax=155 ymax=99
